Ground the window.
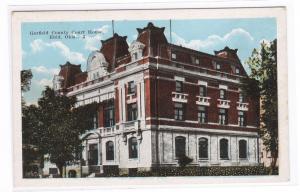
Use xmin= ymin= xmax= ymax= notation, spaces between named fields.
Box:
xmin=88 ymin=144 xmax=98 ymax=165
xmin=174 ymin=103 xmax=184 ymax=120
xmin=172 ymin=53 xmax=177 ymax=59
xmin=199 ymin=85 xmax=207 ymax=97
xmin=239 ymin=140 xmax=247 ymax=159
xmin=239 ymin=93 xmax=244 ymax=102
xmin=219 ymin=108 xmax=227 ymax=125
xmin=198 ymin=106 xmax=207 ymax=123
xmin=238 ymin=111 xmax=246 ymax=126
xmin=175 ymin=136 xmax=186 ymax=158
xmin=199 ymin=138 xmax=208 ymax=159
xmin=220 ymin=138 xmax=229 ymax=159
xmin=92 ymin=113 xmax=98 ymax=129
xmin=216 ymin=63 xmax=221 ymax=70
xmin=235 ymin=68 xmax=240 ymax=74
xmin=132 ymin=52 xmax=138 ymax=61
xmin=127 ymin=103 xmax=138 ymax=121
xmin=106 ymin=141 xmax=114 ymax=160
xmin=191 ymin=56 xmax=200 ymax=64
xmin=104 ymin=101 xmax=115 ymax=127
xmin=219 ymin=89 xmax=226 ymax=99
xmin=128 ymin=81 xmax=136 ymax=94
xmin=129 ymin=137 xmax=138 ymax=159
xmin=175 ymin=81 xmax=183 ymax=92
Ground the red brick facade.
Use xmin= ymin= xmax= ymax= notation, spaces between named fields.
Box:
xmin=58 ymin=22 xmax=259 ymax=134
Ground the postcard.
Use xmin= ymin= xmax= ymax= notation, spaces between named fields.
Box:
xmin=11 ymin=6 xmax=288 ymax=189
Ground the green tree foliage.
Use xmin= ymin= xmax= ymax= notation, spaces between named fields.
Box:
xmin=22 ymin=85 xmax=99 ymax=177
xmin=243 ymin=39 xmax=278 ymax=172
xmin=21 ymin=69 xmax=33 ymax=92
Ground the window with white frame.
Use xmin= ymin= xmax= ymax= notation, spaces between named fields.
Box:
xmin=127 ymin=103 xmax=138 ymax=121
xmin=175 ymin=81 xmax=183 ymax=93
xmin=174 ymin=103 xmax=184 ymax=120
xmin=239 ymin=140 xmax=247 ymax=159
xmin=198 ymin=106 xmax=207 ymax=123
xmin=239 ymin=93 xmax=245 ymax=102
xmin=106 ymin=141 xmax=114 ymax=160
xmin=128 ymin=81 xmax=136 ymax=95
xmin=238 ymin=111 xmax=246 ymax=126
xmin=219 ymin=89 xmax=226 ymax=99
xmin=104 ymin=100 xmax=115 ymax=127
xmin=220 ymin=138 xmax=229 ymax=159
xmin=175 ymin=136 xmax=186 ymax=158
xmin=199 ymin=85 xmax=207 ymax=97
xmin=219 ymin=108 xmax=227 ymax=125
xmin=199 ymin=137 xmax=208 ymax=159
xmin=128 ymin=137 xmax=138 ymax=159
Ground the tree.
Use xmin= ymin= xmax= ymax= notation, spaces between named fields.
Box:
xmin=242 ymin=39 xmax=278 ymax=173
xmin=33 ymin=87 xmax=99 ymax=177
xmin=21 ymin=69 xmax=33 ymax=92
xmin=35 ymin=87 xmax=79 ymax=177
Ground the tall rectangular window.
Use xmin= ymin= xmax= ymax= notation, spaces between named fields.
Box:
xmin=127 ymin=103 xmax=138 ymax=121
xmin=198 ymin=106 xmax=207 ymax=123
xmin=238 ymin=111 xmax=246 ymax=126
xmin=92 ymin=113 xmax=98 ymax=129
xmin=199 ymin=85 xmax=207 ymax=97
xmin=128 ymin=81 xmax=136 ymax=94
xmin=104 ymin=101 xmax=115 ymax=127
xmin=219 ymin=89 xmax=226 ymax=99
xmin=175 ymin=81 xmax=183 ymax=92
xmin=174 ymin=103 xmax=184 ymax=120
xmin=239 ymin=93 xmax=244 ymax=102
xmin=219 ymin=108 xmax=227 ymax=125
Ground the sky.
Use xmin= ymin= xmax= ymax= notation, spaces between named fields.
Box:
xmin=22 ymin=18 xmax=277 ymax=105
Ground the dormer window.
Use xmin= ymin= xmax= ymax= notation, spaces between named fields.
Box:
xmin=133 ymin=52 xmax=138 ymax=61
xmin=128 ymin=41 xmax=145 ymax=62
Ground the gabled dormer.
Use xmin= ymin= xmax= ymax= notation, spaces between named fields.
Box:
xmin=86 ymin=51 xmax=109 ymax=81
xmin=128 ymin=41 xmax=145 ymax=62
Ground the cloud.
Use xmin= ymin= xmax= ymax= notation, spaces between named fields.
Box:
xmin=33 ymin=78 xmax=53 ymax=87
xmin=32 ymin=66 xmax=59 ymax=75
xmin=30 ymin=39 xmax=45 ymax=53
xmin=39 ymin=78 xmax=53 ymax=87
xmin=172 ymin=28 xmax=254 ymax=51
xmin=30 ymin=39 xmax=86 ymax=63
xmin=83 ymin=25 xmax=110 ymax=51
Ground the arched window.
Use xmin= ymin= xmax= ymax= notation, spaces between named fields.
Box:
xmin=239 ymin=140 xmax=247 ymax=159
xmin=198 ymin=137 xmax=208 ymax=159
xmin=106 ymin=141 xmax=114 ymax=160
xmin=220 ymin=138 xmax=229 ymax=159
xmin=128 ymin=137 xmax=138 ymax=159
xmin=175 ymin=136 xmax=186 ymax=158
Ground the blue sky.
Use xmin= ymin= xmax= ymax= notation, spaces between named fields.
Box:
xmin=22 ymin=18 xmax=277 ymax=104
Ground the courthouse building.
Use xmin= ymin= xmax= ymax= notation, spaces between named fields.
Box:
xmin=50 ymin=22 xmax=260 ymax=176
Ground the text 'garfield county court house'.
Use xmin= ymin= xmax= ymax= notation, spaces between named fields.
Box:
xmin=49 ymin=22 xmax=260 ymax=176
